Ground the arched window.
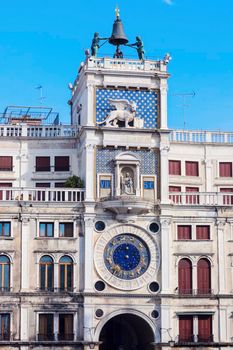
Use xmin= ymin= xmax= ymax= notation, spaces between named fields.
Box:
xmin=59 ymin=256 xmax=73 ymax=291
xmin=178 ymin=258 xmax=192 ymax=295
xmin=197 ymin=258 xmax=211 ymax=294
xmin=0 ymin=255 xmax=10 ymax=291
xmin=40 ymin=256 xmax=54 ymax=291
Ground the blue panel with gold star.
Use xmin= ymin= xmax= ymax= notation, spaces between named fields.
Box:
xmin=96 ymin=88 xmax=158 ymax=129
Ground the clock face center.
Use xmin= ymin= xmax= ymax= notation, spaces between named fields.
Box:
xmin=104 ymin=234 xmax=150 ymax=280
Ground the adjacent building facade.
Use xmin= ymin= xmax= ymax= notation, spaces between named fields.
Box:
xmin=0 ymin=33 xmax=233 ymax=350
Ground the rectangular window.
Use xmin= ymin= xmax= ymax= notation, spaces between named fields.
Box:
xmin=55 ymin=156 xmax=69 ymax=171
xmin=220 ymin=188 xmax=233 ymax=205
xmin=177 ymin=225 xmax=191 ymax=240
xmin=144 ymin=181 xmax=154 ymax=189
xmin=59 ymin=223 xmax=73 ymax=237
xmin=198 ymin=315 xmax=212 ymax=342
xmin=58 ymin=314 xmax=74 ymax=340
xmin=55 ymin=182 xmax=66 ymax=188
xmin=186 ymin=187 xmax=199 ymax=204
xmin=169 ymin=160 xmax=181 ymax=175
xmin=0 ymin=222 xmax=11 ymax=237
xmin=179 ymin=316 xmax=193 ymax=342
xmin=100 ymin=180 xmax=111 ymax=189
xmin=36 ymin=183 xmax=50 ymax=188
xmin=196 ymin=226 xmax=210 ymax=240
xmin=39 ymin=223 xmax=54 ymax=237
xmin=219 ymin=162 xmax=232 ymax=177
xmin=169 ymin=186 xmax=181 ymax=204
xmin=0 ymin=313 xmax=10 ymax=340
xmin=185 ymin=161 xmax=199 ymax=176
xmin=0 ymin=157 xmax=13 ymax=171
xmin=36 ymin=157 xmax=50 ymax=172
xmin=38 ymin=314 xmax=54 ymax=341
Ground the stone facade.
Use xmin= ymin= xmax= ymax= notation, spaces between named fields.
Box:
xmin=0 ymin=53 xmax=232 ymax=350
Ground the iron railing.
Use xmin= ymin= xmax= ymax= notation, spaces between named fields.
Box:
xmin=58 ymin=333 xmax=74 ymax=341
xmin=0 ymin=332 xmax=10 ymax=341
xmin=177 ymin=289 xmax=214 ymax=296
xmin=37 ymin=333 xmax=55 ymax=341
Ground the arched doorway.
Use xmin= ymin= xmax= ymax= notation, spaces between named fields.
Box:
xmin=99 ymin=313 xmax=154 ymax=350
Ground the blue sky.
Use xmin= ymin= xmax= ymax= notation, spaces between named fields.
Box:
xmin=0 ymin=0 xmax=233 ymax=130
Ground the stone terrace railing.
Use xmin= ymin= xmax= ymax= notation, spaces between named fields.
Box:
xmin=169 ymin=192 xmax=233 ymax=206
xmin=170 ymin=130 xmax=233 ymax=143
xmin=86 ymin=57 xmax=166 ymax=72
xmin=0 ymin=125 xmax=79 ymax=138
xmin=0 ymin=188 xmax=85 ymax=202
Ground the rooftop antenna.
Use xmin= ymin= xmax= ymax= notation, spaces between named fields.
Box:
xmin=173 ymin=91 xmax=195 ymax=129
xmin=35 ymin=85 xmax=46 ymax=105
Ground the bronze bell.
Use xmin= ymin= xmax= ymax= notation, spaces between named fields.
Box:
xmin=109 ymin=16 xmax=129 ymax=46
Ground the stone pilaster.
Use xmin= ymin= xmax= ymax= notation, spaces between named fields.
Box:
xmin=83 ymin=216 xmax=95 ymax=292
xmin=85 ymin=144 xmax=96 ymax=201
xmin=160 ymin=218 xmax=172 ymax=293
xmin=20 ymin=215 xmax=30 ymax=291
xmin=160 ymin=79 xmax=168 ymax=129
xmin=160 ymin=145 xmax=170 ymax=204
xmin=216 ymin=220 xmax=226 ymax=294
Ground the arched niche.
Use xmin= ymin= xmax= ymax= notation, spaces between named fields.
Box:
xmin=114 ymin=152 xmax=140 ymax=197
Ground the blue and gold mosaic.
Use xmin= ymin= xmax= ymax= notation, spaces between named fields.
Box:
xmin=96 ymin=148 xmax=158 ymax=175
xmin=96 ymin=88 xmax=158 ymax=129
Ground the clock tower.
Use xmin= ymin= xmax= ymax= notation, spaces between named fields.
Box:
xmin=70 ymin=10 xmax=171 ymax=349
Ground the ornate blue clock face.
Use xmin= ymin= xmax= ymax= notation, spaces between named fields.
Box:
xmin=104 ymin=234 xmax=150 ymax=280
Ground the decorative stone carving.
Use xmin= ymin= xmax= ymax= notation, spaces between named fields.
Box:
xmin=85 ymin=144 xmax=96 ymax=151
xmin=215 ymin=220 xmax=226 ymax=229
xmin=159 ymin=144 xmax=170 ymax=153
xmin=84 ymin=217 xmax=95 ymax=228
xmin=94 ymin=224 xmax=160 ymax=290
xmin=160 ymin=218 xmax=171 ymax=228
xmin=97 ymin=99 xmax=143 ymax=128
xmin=121 ymin=168 xmax=135 ymax=195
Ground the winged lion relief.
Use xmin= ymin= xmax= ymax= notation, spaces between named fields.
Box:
xmin=96 ymin=99 xmax=144 ymax=128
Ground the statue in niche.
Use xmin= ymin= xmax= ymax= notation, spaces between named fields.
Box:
xmin=121 ymin=171 xmax=135 ymax=195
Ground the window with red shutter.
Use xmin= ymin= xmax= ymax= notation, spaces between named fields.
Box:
xmin=196 ymin=226 xmax=210 ymax=240
xmin=177 ymin=225 xmax=191 ymax=240
xmin=169 ymin=160 xmax=181 ymax=175
xmin=179 ymin=316 xmax=193 ymax=342
xmin=185 ymin=161 xmax=199 ymax=176
xmin=220 ymin=188 xmax=233 ymax=205
xmin=169 ymin=186 xmax=181 ymax=192
xmin=186 ymin=187 xmax=199 ymax=204
xmin=36 ymin=157 xmax=50 ymax=172
xmin=0 ymin=157 xmax=13 ymax=171
xmin=55 ymin=157 xmax=69 ymax=172
xmin=36 ymin=183 xmax=51 ymax=188
xmin=198 ymin=316 xmax=212 ymax=342
xmin=178 ymin=258 xmax=192 ymax=294
xmin=55 ymin=183 xmax=66 ymax=188
xmin=169 ymin=186 xmax=181 ymax=204
xmin=197 ymin=258 xmax=211 ymax=294
xmin=219 ymin=162 xmax=232 ymax=177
